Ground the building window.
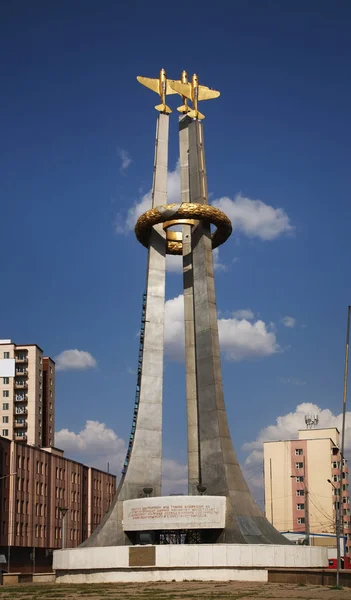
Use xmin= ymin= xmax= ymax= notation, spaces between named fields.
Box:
xmin=295 ymin=462 xmax=303 ymax=469
xmin=3 ymin=353 xmax=9 ymax=359
xmin=333 ymin=461 xmax=341 ymax=469
xmin=295 ymin=449 xmax=303 ymax=455
xmin=35 ymin=525 xmax=39 ymax=538
xmin=2 ymin=430 xmax=8 ymax=436
xmin=297 ymin=517 xmax=305 ymax=524
xmin=2 ymin=417 xmax=8 ymax=424
xmin=333 ymin=475 xmax=340 ymax=482
xmin=2 ymin=391 xmax=9 ymax=398
xmin=3 ymin=378 xmax=9 ymax=384
xmin=297 ymin=503 xmax=305 ymax=510
xmin=2 ymin=404 xmax=9 ymax=410
xmin=296 ymin=489 xmax=305 ymax=497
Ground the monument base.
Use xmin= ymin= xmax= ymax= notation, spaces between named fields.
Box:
xmin=54 ymin=544 xmax=328 ymax=584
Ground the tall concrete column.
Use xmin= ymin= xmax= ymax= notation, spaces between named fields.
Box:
xmin=82 ymin=114 xmax=168 ymax=547
xmin=179 ymin=116 xmax=199 ymax=495
xmin=189 ymin=120 xmax=289 ymax=544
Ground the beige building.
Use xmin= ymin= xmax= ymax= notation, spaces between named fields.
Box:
xmin=264 ymin=428 xmax=351 ymax=555
xmin=0 ymin=340 xmax=55 ymax=447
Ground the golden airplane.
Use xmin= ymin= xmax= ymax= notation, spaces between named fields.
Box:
xmin=176 ymin=70 xmax=191 ymax=114
xmin=136 ymin=68 xmax=178 ymax=114
xmin=169 ymin=73 xmax=220 ymax=120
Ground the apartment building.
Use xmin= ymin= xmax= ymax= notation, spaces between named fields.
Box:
xmin=263 ymin=427 xmax=350 ymax=554
xmin=0 ymin=436 xmax=116 ymax=572
xmin=0 ymin=340 xmax=55 ymax=447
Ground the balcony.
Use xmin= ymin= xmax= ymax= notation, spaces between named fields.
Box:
xmin=15 ymin=356 xmax=27 ymax=364
xmin=14 ymin=421 xmax=27 ymax=429
xmin=15 ymin=407 xmax=27 ymax=415
xmin=14 ymin=381 xmax=27 ymax=390
xmin=15 ymin=395 xmax=26 ymax=402
xmin=15 ymin=369 xmax=27 ymax=377
xmin=14 ymin=434 xmax=27 ymax=442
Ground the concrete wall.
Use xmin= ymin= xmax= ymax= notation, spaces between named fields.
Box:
xmin=264 ymin=441 xmax=293 ymax=532
xmin=54 ymin=543 xmax=328 ymax=584
xmin=299 ymin=428 xmax=339 ymax=446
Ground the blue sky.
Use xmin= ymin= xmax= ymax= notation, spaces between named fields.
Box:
xmin=1 ymin=1 xmax=351 ymax=502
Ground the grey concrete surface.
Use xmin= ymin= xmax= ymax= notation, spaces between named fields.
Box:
xmin=188 ymin=120 xmax=289 ymax=545
xmin=180 ymin=116 xmax=199 ymax=495
xmin=82 ymin=114 xmax=168 ymax=547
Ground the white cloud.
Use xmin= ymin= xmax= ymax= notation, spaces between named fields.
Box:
xmin=232 ymin=309 xmax=254 ymax=320
xmin=55 ymin=349 xmax=97 ymax=371
xmin=118 ymin=163 xmax=180 ymax=234
xmin=117 ymin=148 xmax=132 ymax=173
xmin=55 ymin=420 xmax=126 ymax=474
xmin=162 ymin=459 xmax=188 ymax=495
xmin=164 ymin=295 xmax=280 ymax=362
xmin=242 ymin=402 xmax=351 ymax=488
xmin=212 ymin=193 xmax=293 ymax=241
xmin=55 ymin=420 xmax=187 ymax=494
xmin=282 ymin=315 xmax=296 ymax=328
xmin=219 ymin=317 xmax=280 ymax=361
xmin=165 ymin=295 xmax=185 ymax=360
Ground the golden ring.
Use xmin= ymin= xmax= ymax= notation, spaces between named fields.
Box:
xmin=135 ymin=203 xmax=232 ymax=255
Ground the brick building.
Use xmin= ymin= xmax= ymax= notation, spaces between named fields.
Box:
xmin=0 ymin=437 xmax=116 ymax=572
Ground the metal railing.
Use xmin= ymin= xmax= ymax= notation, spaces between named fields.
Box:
xmin=121 ymin=292 xmax=147 ymax=476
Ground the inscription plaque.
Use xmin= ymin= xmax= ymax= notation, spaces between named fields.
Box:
xmin=123 ymin=495 xmax=226 ymax=531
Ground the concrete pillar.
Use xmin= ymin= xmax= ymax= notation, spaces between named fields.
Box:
xmin=179 ymin=116 xmax=199 ymax=495
xmin=82 ymin=114 xmax=168 ymax=547
xmin=189 ymin=120 xmax=289 ymax=544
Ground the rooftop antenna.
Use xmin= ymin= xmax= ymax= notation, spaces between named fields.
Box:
xmin=304 ymin=414 xmax=319 ymax=429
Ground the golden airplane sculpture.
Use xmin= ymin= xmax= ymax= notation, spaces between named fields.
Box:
xmin=136 ymin=69 xmax=220 ymax=119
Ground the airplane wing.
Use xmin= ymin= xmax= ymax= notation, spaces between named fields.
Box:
xmin=165 ymin=82 xmax=178 ymax=95
xmin=198 ymin=86 xmax=220 ymax=101
xmin=137 ymin=76 xmax=159 ymax=94
xmin=137 ymin=76 xmax=178 ymax=96
xmin=168 ymin=81 xmax=192 ymax=99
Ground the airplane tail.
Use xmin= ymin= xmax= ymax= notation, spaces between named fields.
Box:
xmin=154 ymin=103 xmax=172 ymax=114
xmin=187 ymin=109 xmax=205 ymax=120
xmin=177 ymin=104 xmax=190 ymax=114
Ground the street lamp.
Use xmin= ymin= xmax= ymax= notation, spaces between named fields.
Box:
xmin=327 ymin=478 xmax=341 ymax=588
xmin=58 ymin=507 xmax=68 ymax=550
xmin=0 ymin=473 xmax=17 ymax=480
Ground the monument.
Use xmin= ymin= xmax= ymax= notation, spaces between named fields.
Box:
xmin=54 ymin=70 xmax=328 ymax=582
